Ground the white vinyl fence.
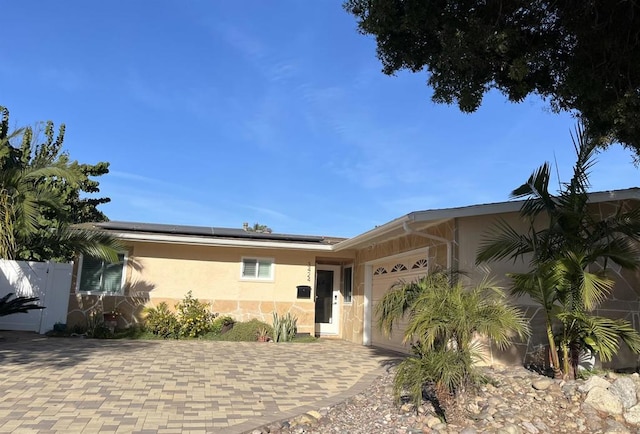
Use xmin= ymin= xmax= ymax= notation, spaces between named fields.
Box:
xmin=0 ymin=260 xmax=73 ymax=334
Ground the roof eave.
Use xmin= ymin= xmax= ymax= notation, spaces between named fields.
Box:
xmin=114 ymin=232 xmax=335 ymax=251
xmin=332 ymin=215 xmax=412 ymax=251
xmin=333 ymin=188 xmax=640 ymax=251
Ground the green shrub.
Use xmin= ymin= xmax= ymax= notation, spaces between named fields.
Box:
xmin=89 ymin=323 xmax=114 ymax=339
xmin=272 ymin=312 xmax=297 ymax=342
xmin=144 ymin=302 xmax=179 ymax=338
xmin=113 ymin=325 xmax=152 ymax=339
xmin=175 ymin=291 xmax=215 ymax=338
xmin=86 ymin=310 xmax=113 ymax=339
xmin=209 ymin=315 xmax=235 ymax=335
xmin=216 ymin=319 xmax=273 ymax=341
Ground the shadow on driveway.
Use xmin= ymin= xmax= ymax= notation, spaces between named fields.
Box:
xmin=0 ymin=333 xmax=405 ymax=433
xmin=0 ymin=331 xmax=158 ymax=369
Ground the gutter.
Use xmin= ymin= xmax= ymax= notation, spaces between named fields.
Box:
xmin=332 ymin=215 xmax=412 ymax=251
xmin=113 ymin=232 xmax=335 ymax=251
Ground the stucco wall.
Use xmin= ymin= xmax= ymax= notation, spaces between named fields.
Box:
xmin=458 ymin=207 xmax=640 ymax=369
xmin=68 ymin=241 xmax=350 ymax=335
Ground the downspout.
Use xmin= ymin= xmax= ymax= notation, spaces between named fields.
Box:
xmin=402 ymin=222 xmax=452 ymax=269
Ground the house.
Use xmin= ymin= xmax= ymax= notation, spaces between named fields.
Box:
xmin=68 ymin=188 xmax=640 ymax=367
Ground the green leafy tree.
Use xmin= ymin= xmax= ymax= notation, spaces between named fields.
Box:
xmin=243 ymin=222 xmax=272 ymax=233
xmin=0 ymin=106 xmax=120 ymax=262
xmin=344 ymin=1 xmax=640 ymax=156
xmin=376 ymin=269 xmax=529 ymax=419
xmin=477 ymin=125 xmax=640 ymax=378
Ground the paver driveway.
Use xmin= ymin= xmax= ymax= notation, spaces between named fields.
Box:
xmin=0 ymin=333 xmax=400 ymax=433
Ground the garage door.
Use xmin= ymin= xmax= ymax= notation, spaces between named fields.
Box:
xmin=371 ymin=251 xmax=429 ymax=354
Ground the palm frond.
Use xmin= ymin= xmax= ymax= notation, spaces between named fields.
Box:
xmin=476 ymin=219 xmax=534 ymax=264
xmin=564 ymin=123 xmax=597 ymax=197
xmin=57 ymin=227 xmax=124 ymax=262
xmin=0 ymin=292 xmax=44 ymax=317
xmin=375 ymin=278 xmax=421 ymax=336
xmin=559 ymin=311 xmax=640 ymax=362
xmin=554 ymin=253 xmax=613 ymax=311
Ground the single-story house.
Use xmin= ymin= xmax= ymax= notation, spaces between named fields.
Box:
xmin=68 ymin=188 xmax=640 ymax=367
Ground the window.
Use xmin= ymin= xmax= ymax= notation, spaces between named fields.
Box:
xmin=391 ymin=263 xmax=408 ymax=272
xmin=77 ymin=253 xmax=126 ymax=294
xmin=343 ymin=265 xmax=353 ymax=303
xmin=241 ymin=257 xmax=273 ymax=280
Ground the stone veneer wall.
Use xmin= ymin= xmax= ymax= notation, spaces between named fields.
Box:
xmin=67 ymin=294 xmax=316 ymax=334
xmin=339 ymin=222 xmax=455 ymax=346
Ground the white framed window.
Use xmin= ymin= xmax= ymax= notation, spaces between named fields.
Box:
xmin=241 ymin=257 xmax=274 ymax=280
xmin=76 ymin=253 xmax=127 ymax=295
xmin=343 ymin=265 xmax=353 ymax=303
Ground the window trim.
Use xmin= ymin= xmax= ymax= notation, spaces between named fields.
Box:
xmin=343 ymin=264 xmax=354 ymax=304
xmin=75 ymin=253 xmax=128 ymax=295
xmin=240 ymin=256 xmax=275 ymax=281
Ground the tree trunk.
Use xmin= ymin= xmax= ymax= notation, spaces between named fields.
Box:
xmin=561 ymin=341 xmax=571 ymax=380
xmin=545 ymin=319 xmax=563 ymax=378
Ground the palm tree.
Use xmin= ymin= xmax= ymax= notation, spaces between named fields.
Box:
xmin=477 ymin=124 xmax=640 ymax=378
xmin=376 ymin=269 xmax=529 ymax=419
xmin=0 ymin=107 xmax=121 ymax=262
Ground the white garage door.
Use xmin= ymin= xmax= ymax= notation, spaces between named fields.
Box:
xmin=371 ymin=251 xmax=429 ymax=354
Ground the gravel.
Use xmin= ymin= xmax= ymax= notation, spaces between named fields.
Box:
xmin=250 ymin=364 xmax=639 ymax=434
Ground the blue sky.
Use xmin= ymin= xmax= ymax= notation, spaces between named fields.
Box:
xmin=1 ymin=1 xmax=637 ymax=238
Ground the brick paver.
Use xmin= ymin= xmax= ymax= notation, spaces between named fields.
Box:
xmin=0 ymin=333 xmax=401 ymax=433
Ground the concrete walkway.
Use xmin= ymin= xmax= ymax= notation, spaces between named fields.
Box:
xmin=0 ymin=333 xmax=401 ymax=433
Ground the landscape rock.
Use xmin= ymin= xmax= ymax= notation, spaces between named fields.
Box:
xmin=531 ymin=379 xmax=553 ymax=391
xmin=305 ymin=410 xmax=322 ymax=420
xmin=606 ymin=372 xmax=620 ymax=380
xmin=254 ymin=366 xmax=640 ymax=434
xmin=611 ymin=377 xmax=638 ymax=409
xmin=578 ymin=375 xmax=611 ymax=393
xmin=432 ymin=422 xmax=447 ymax=431
xmin=623 ymin=404 xmax=640 ymax=425
xmin=498 ymin=424 xmax=523 ymax=434
xmin=604 ymin=419 xmax=631 ymax=433
xmin=584 ymin=386 xmax=623 ymax=415
xmin=425 ymin=415 xmax=441 ymax=428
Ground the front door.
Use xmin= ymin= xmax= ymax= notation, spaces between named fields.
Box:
xmin=315 ymin=265 xmax=340 ymax=335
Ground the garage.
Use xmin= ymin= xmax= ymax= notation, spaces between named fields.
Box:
xmin=370 ymin=250 xmax=430 ymax=353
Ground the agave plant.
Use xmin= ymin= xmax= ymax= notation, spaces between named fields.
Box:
xmin=272 ymin=312 xmax=298 ymax=342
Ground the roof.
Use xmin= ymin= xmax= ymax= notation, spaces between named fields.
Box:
xmin=79 ymin=188 xmax=640 ymax=252
xmin=332 ymin=188 xmax=640 ymax=251
xmin=78 ymin=221 xmax=345 ymax=251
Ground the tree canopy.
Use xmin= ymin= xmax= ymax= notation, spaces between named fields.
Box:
xmin=243 ymin=222 xmax=272 ymax=233
xmin=344 ymin=0 xmax=640 ymax=156
xmin=0 ymin=106 xmax=118 ymax=262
